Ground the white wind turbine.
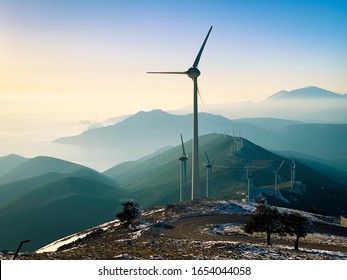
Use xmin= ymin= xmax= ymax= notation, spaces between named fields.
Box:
xmin=273 ymin=160 xmax=285 ymax=195
xmin=147 ymin=26 xmax=213 ymax=200
xmin=178 ymin=134 xmax=188 ymax=202
xmin=290 ymin=154 xmax=296 ymax=191
xmin=204 ymin=151 xmax=215 ymax=199
xmin=245 ymin=164 xmax=253 ymax=203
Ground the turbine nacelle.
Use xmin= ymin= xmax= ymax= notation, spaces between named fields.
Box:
xmin=187 ymin=67 xmax=201 ymax=79
xmin=179 ymin=155 xmax=188 ymax=161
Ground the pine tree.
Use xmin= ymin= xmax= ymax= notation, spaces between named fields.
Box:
xmin=281 ymin=212 xmax=312 ymax=250
xmin=116 ymin=201 xmax=141 ymax=228
xmin=243 ymin=203 xmax=282 ymax=245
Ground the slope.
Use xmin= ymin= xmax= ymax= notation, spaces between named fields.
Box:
xmin=0 ymin=174 xmax=126 ymax=252
xmin=0 ymin=154 xmax=28 ymax=177
xmin=0 ymin=157 xmax=127 ymax=252
xmin=0 ymin=156 xmax=101 ymax=185
xmin=104 ymin=133 xmax=347 ymax=215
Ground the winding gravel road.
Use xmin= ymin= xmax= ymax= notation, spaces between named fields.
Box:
xmin=158 ymin=214 xmax=347 ymax=253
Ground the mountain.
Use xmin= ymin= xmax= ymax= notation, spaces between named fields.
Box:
xmin=274 ymin=150 xmax=347 ymax=186
xmin=54 ymin=109 xmax=252 ymax=146
xmin=309 ymin=107 xmax=347 ymax=123
xmin=233 ymin=117 xmax=302 ymax=129
xmin=104 ymin=133 xmax=347 ymax=215
xmin=267 ymin=86 xmax=347 ymax=100
xmin=0 ymin=154 xmax=29 ymax=177
xmin=0 ymin=172 xmax=67 ymax=205
xmin=174 ymin=86 xmax=347 ymax=123
xmin=53 ymin=110 xmax=266 ymax=166
xmin=53 ymin=110 xmax=347 ymax=171
xmin=0 ymin=156 xmax=101 ymax=185
xmin=261 ymin=123 xmax=347 ymax=161
xmin=1 ymin=135 xmax=345 ymax=252
xmin=0 ymin=157 xmax=126 ymax=252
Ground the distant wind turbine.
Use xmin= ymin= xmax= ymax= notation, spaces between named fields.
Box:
xmin=290 ymin=153 xmax=296 ymax=191
xmin=147 ymin=26 xmax=213 ymax=200
xmin=179 ymin=134 xmax=188 ymax=202
xmin=273 ymin=160 xmax=285 ymax=195
xmin=204 ymin=151 xmax=215 ymax=199
xmin=245 ymin=164 xmax=252 ymax=203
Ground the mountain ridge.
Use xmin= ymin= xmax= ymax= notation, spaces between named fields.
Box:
xmin=0 ymin=156 xmax=104 ymax=185
xmin=267 ymin=86 xmax=347 ymax=100
xmin=51 ymin=110 xmax=347 ymax=170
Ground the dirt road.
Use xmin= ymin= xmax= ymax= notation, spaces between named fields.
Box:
xmin=158 ymin=214 xmax=347 ymax=253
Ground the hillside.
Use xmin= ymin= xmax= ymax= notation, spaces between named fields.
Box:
xmin=1 ymin=135 xmax=346 ymax=252
xmin=0 ymin=154 xmax=28 ymax=177
xmin=11 ymin=200 xmax=347 ymax=260
xmin=104 ymin=133 xmax=347 ymax=215
xmin=0 ymin=157 xmax=126 ymax=252
xmin=0 ymin=156 xmax=101 ymax=185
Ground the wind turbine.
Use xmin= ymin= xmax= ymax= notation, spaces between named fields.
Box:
xmin=273 ymin=160 xmax=285 ymax=195
xmin=204 ymin=151 xmax=215 ymax=199
xmin=147 ymin=26 xmax=213 ymax=200
xmin=245 ymin=164 xmax=253 ymax=203
xmin=178 ymin=134 xmax=188 ymax=202
xmin=290 ymin=153 xmax=296 ymax=191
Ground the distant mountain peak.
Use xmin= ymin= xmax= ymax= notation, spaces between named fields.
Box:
xmin=267 ymin=86 xmax=345 ymax=100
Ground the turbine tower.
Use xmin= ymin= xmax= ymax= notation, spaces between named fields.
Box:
xmin=147 ymin=26 xmax=213 ymax=200
xmin=290 ymin=154 xmax=296 ymax=191
xmin=204 ymin=151 xmax=215 ymax=199
xmin=245 ymin=164 xmax=252 ymax=203
xmin=179 ymin=134 xmax=188 ymax=202
xmin=273 ymin=160 xmax=285 ymax=195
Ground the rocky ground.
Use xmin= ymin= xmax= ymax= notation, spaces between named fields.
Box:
xmin=2 ymin=200 xmax=347 ymax=260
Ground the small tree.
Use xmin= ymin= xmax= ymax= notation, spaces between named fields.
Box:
xmin=281 ymin=212 xmax=312 ymax=250
xmin=116 ymin=201 xmax=141 ymax=228
xmin=244 ymin=203 xmax=282 ymax=245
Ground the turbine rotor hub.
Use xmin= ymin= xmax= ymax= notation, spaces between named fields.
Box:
xmin=187 ymin=67 xmax=200 ymax=79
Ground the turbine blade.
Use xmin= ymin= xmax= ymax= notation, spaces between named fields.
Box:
xmin=180 ymin=134 xmax=186 ymax=155
xmin=204 ymin=151 xmax=211 ymax=165
xmin=278 ymin=174 xmax=283 ymax=184
xmin=278 ymin=160 xmax=285 ymax=171
xmin=276 ymin=160 xmax=285 ymax=172
xmin=147 ymin=71 xmax=188 ymax=74
xmin=197 ymin=84 xmax=208 ymax=118
xmin=193 ymin=26 xmax=213 ymax=68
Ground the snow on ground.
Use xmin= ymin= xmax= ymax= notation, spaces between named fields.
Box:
xmin=142 ymin=207 xmax=166 ymax=216
xmin=32 ymin=199 xmax=345 ymax=256
xmin=205 ymin=222 xmax=347 ymax=259
xmin=36 ymin=219 xmax=121 ymax=253
xmin=36 ymin=232 xmax=89 ymax=253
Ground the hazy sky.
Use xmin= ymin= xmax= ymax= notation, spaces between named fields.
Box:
xmin=1 ymin=0 xmax=347 ymax=114
xmin=1 ymin=0 xmax=347 ymax=161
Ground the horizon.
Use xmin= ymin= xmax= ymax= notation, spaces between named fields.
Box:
xmin=1 ymin=84 xmax=347 ymax=170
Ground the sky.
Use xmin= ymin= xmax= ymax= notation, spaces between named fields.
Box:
xmin=1 ymin=0 xmax=347 ymax=162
